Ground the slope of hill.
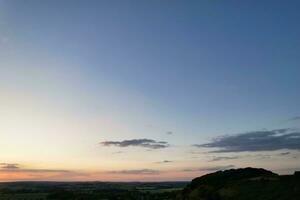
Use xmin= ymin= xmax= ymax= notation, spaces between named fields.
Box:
xmin=177 ymin=167 xmax=300 ymax=200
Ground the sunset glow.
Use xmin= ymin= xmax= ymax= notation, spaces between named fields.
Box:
xmin=0 ymin=0 xmax=300 ymax=182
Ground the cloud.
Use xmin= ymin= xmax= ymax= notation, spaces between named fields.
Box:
xmin=0 ymin=163 xmax=71 ymax=173
xmin=194 ymin=129 xmax=300 ymax=153
xmin=188 ymin=150 xmax=202 ymax=155
xmin=15 ymin=169 xmax=71 ymax=173
xmin=183 ymin=165 xmax=235 ymax=172
xmin=209 ymin=156 xmax=239 ymax=162
xmin=100 ymin=139 xmax=169 ymax=149
xmin=254 ymin=154 xmax=272 ymax=160
xmin=279 ymin=152 xmax=291 ymax=156
xmin=0 ymin=163 xmax=88 ymax=181
xmin=155 ymin=160 xmax=173 ymax=164
xmin=108 ymin=169 xmax=160 ymax=175
xmin=0 ymin=163 xmax=20 ymax=170
xmin=112 ymin=151 xmax=123 ymax=154
xmin=166 ymin=131 xmax=173 ymax=135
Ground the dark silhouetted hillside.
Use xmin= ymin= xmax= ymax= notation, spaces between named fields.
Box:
xmin=177 ymin=167 xmax=300 ymax=200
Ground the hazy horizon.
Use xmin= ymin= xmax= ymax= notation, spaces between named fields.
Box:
xmin=1 ymin=0 xmax=300 ymax=182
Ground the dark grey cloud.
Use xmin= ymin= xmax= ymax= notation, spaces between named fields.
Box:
xmin=279 ymin=152 xmax=291 ymax=156
xmin=166 ymin=131 xmax=173 ymax=135
xmin=155 ymin=160 xmax=173 ymax=164
xmin=209 ymin=156 xmax=239 ymax=162
xmin=195 ymin=129 xmax=300 ymax=153
xmin=108 ymin=169 xmax=160 ymax=175
xmin=183 ymin=165 xmax=235 ymax=172
xmin=101 ymin=139 xmax=169 ymax=149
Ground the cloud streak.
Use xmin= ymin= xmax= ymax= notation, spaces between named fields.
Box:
xmin=195 ymin=129 xmax=300 ymax=153
xmin=183 ymin=165 xmax=235 ymax=172
xmin=155 ymin=160 xmax=173 ymax=164
xmin=279 ymin=152 xmax=291 ymax=156
xmin=101 ymin=139 xmax=169 ymax=149
xmin=0 ymin=163 xmax=20 ymax=170
xmin=0 ymin=163 xmax=71 ymax=173
xmin=209 ymin=156 xmax=239 ymax=162
xmin=108 ymin=169 xmax=160 ymax=175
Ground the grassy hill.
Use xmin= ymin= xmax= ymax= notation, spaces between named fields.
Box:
xmin=177 ymin=167 xmax=300 ymax=200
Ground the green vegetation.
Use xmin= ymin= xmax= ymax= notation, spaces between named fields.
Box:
xmin=177 ymin=168 xmax=300 ymax=200
xmin=0 ymin=182 xmax=185 ymax=200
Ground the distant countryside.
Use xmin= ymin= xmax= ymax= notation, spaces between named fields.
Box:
xmin=1 ymin=0 xmax=300 ymax=199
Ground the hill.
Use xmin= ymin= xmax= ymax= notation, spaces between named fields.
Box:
xmin=177 ymin=167 xmax=300 ymax=200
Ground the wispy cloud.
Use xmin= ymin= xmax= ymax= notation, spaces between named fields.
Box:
xmin=279 ymin=152 xmax=291 ymax=156
xmin=194 ymin=129 xmax=300 ymax=153
xmin=209 ymin=156 xmax=239 ymax=162
xmin=0 ymin=163 xmax=71 ymax=173
xmin=112 ymin=151 xmax=123 ymax=154
xmin=183 ymin=165 xmax=235 ymax=172
xmin=108 ymin=169 xmax=160 ymax=175
xmin=0 ymin=163 xmax=88 ymax=181
xmin=155 ymin=160 xmax=173 ymax=164
xmin=101 ymin=139 xmax=169 ymax=149
xmin=0 ymin=163 xmax=20 ymax=170
xmin=166 ymin=131 xmax=173 ymax=135
xmin=188 ymin=150 xmax=202 ymax=155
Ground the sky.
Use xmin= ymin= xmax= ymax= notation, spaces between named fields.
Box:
xmin=0 ymin=0 xmax=300 ymax=181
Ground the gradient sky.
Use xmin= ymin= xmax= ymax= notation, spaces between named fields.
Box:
xmin=0 ymin=0 xmax=300 ymax=181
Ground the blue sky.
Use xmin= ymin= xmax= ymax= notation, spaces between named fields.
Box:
xmin=0 ymin=0 xmax=300 ymax=181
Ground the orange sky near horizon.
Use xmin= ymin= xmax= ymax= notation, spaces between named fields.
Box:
xmin=0 ymin=169 xmax=203 ymax=182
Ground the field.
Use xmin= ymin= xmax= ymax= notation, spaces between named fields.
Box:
xmin=0 ymin=182 xmax=187 ymax=200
